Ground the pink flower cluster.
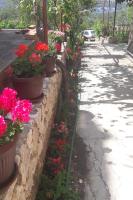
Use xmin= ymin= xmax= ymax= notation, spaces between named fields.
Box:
xmin=0 ymin=88 xmax=32 ymax=138
xmin=0 ymin=88 xmax=17 ymax=113
xmin=0 ymin=116 xmax=7 ymax=137
xmin=11 ymin=100 xmax=32 ymax=123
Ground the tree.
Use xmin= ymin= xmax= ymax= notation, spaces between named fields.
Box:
xmin=47 ymin=0 xmax=95 ymax=49
xmin=112 ymin=0 xmax=126 ymax=36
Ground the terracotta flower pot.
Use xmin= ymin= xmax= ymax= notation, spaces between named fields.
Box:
xmin=12 ymin=75 xmax=43 ymax=100
xmin=43 ymin=56 xmax=56 ymax=77
xmin=0 ymin=134 xmax=18 ymax=188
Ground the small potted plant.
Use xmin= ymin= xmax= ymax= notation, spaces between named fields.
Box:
xmin=48 ymin=30 xmax=64 ymax=54
xmin=55 ymin=31 xmax=65 ymax=53
xmin=11 ymin=42 xmax=49 ymax=100
xmin=0 ymin=87 xmax=32 ymax=188
xmin=43 ymin=41 xmax=57 ymax=77
xmin=54 ymin=36 xmax=63 ymax=53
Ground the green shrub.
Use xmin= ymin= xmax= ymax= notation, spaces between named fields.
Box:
xmin=0 ymin=20 xmax=28 ymax=29
xmin=93 ymin=20 xmax=103 ymax=37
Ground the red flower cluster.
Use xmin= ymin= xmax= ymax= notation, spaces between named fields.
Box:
xmin=29 ymin=53 xmax=42 ymax=64
xmin=0 ymin=88 xmax=32 ymax=137
xmin=51 ymin=156 xmax=61 ymax=164
xmin=49 ymin=156 xmax=64 ymax=175
xmin=35 ymin=42 xmax=49 ymax=51
xmin=45 ymin=121 xmax=68 ymax=176
xmin=57 ymin=121 xmax=68 ymax=134
xmin=55 ymin=43 xmax=61 ymax=52
xmin=55 ymin=139 xmax=66 ymax=151
xmin=15 ymin=44 xmax=28 ymax=57
xmin=0 ymin=116 xmax=7 ymax=137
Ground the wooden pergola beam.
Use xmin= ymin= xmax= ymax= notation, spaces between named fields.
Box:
xmin=42 ymin=0 xmax=48 ymax=44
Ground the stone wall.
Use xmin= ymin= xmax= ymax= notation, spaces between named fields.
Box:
xmin=0 ymin=70 xmax=62 ymax=200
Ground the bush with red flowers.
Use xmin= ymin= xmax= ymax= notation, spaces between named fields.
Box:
xmin=36 ymin=36 xmax=81 ymax=200
xmin=12 ymin=42 xmax=49 ymax=78
xmin=0 ymin=87 xmax=32 ymax=145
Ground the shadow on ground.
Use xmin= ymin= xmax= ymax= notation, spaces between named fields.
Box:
xmin=74 ymin=42 xmax=133 ymax=199
xmin=73 ymin=110 xmax=111 ymax=199
xmin=79 ymin=44 xmax=133 ymax=110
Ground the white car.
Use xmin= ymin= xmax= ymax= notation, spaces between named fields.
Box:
xmin=83 ymin=29 xmax=95 ymax=41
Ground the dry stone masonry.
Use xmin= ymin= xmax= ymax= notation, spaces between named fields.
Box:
xmin=0 ymin=70 xmax=62 ymax=200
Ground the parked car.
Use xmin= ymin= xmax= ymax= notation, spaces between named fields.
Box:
xmin=82 ymin=29 xmax=95 ymax=41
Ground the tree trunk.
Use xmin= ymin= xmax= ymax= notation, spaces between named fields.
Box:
xmin=107 ymin=0 xmax=111 ymax=31
xmin=102 ymin=0 xmax=106 ymax=25
xmin=113 ymin=0 xmax=117 ymax=37
xmin=42 ymin=0 xmax=48 ymax=44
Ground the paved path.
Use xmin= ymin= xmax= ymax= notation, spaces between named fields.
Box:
xmin=77 ymin=42 xmax=133 ymax=200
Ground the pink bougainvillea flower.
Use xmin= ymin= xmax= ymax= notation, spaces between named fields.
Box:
xmin=0 ymin=115 xmax=7 ymax=137
xmin=15 ymin=44 xmax=28 ymax=57
xmin=35 ymin=42 xmax=49 ymax=51
xmin=29 ymin=53 xmax=42 ymax=64
xmin=11 ymin=100 xmax=32 ymax=123
xmin=0 ymin=88 xmax=17 ymax=113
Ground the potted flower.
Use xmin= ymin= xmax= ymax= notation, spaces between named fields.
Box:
xmin=11 ymin=42 xmax=49 ymax=100
xmin=48 ymin=30 xmax=64 ymax=54
xmin=43 ymin=42 xmax=57 ymax=77
xmin=55 ymin=31 xmax=64 ymax=53
xmin=0 ymin=87 xmax=32 ymax=188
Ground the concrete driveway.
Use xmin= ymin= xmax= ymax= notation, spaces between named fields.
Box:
xmin=76 ymin=42 xmax=133 ymax=200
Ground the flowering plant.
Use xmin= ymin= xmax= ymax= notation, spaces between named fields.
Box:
xmin=60 ymin=23 xmax=71 ymax=32
xmin=0 ymin=87 xmax=32 ymax=145
xmin=48 ymin=30 xmax=64 ymax=43
xmin=12 ymin=42 xmax=49 ymax=78
xmin=66 ymin=46 xmax=81 ymax=61
xmin=65 ymin=47 xmax=74 ymax=60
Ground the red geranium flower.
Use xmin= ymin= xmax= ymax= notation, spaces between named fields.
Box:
xmin=55 ymin=139 xmax=66 ymax=151
xmin=55 ymin=43 xmax=61 ymax=52
xmin=29 ymin=53 xmax=42 ymax=64
xmin=51 ymin=157 xmax=61 ymax=164
xmin=15 ymin=44 xmax=28 ymax=57
xmin=35 ymin=42 xmax=49 ymax=51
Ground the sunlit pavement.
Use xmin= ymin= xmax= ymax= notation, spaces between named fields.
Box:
xmin=77 ymin=41 xmax=133 ymax=200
